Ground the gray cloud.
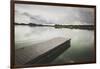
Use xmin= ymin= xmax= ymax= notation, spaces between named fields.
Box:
xmin=15 ymin=3 xmax=95 ymax=25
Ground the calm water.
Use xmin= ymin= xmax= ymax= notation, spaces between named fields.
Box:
xmin=15 ymin=25 xmax=95 ymax=64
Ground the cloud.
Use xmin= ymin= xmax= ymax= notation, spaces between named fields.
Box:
xmin=15 ymin=4 xmax=94 ymax=25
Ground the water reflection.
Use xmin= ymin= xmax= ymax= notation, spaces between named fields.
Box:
xmin=15 ymin=25 xmax=95 ymax=63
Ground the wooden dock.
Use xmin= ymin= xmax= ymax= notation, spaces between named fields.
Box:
xmin=15 ymin=38 xmax=71 ymax=67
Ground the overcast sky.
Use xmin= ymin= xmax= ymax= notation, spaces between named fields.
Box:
xmin=15 ymin=3 xmax=95 ymax=25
